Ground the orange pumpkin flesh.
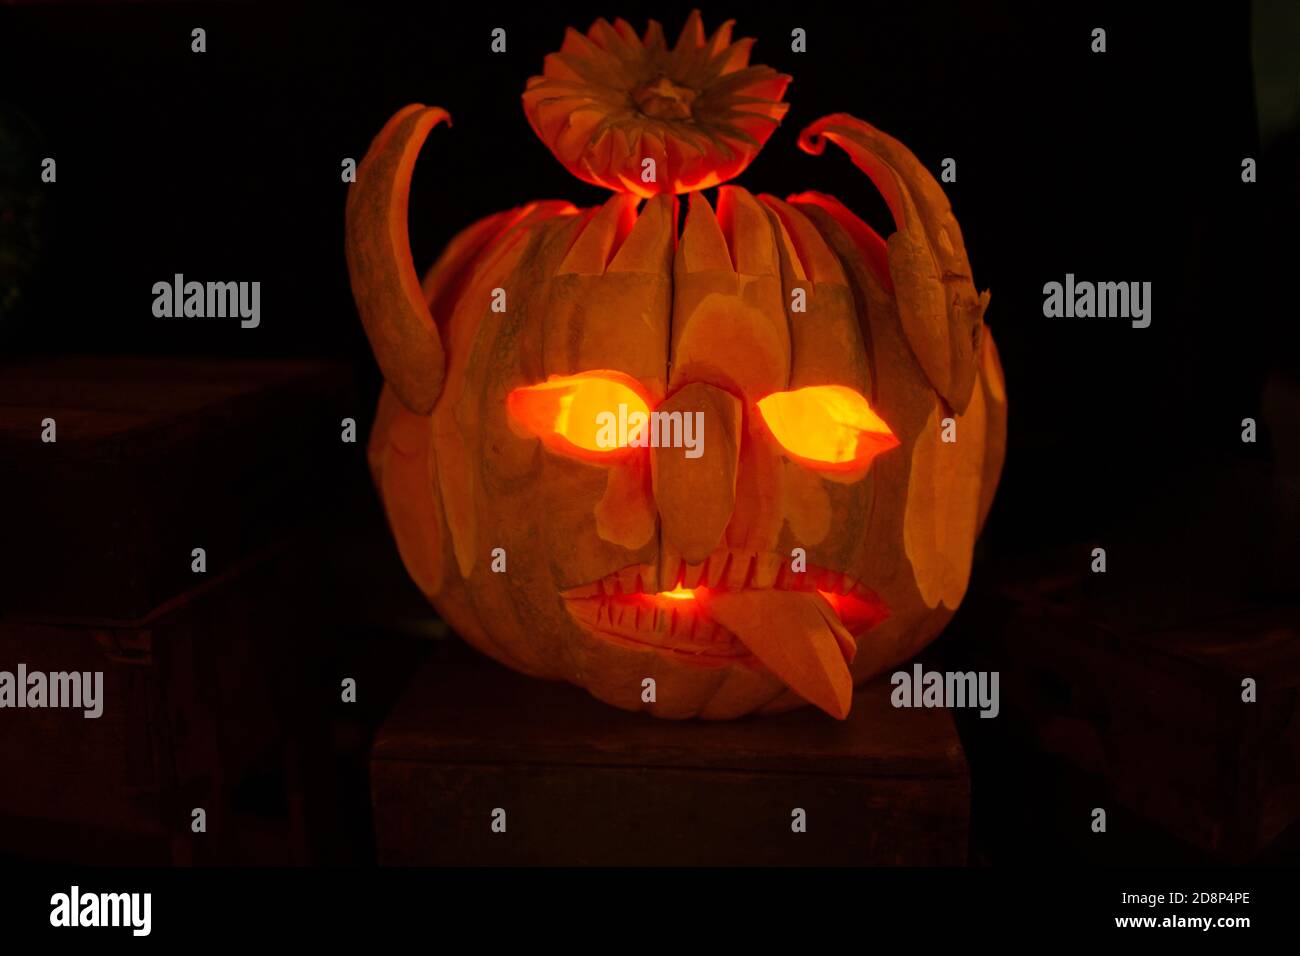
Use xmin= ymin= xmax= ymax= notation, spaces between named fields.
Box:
xmin=507 ymin=371 xmax=652 ymax=461
xmin=350 ymin=12 xmax=1007 ymax=720
xmin=756 ymin=385 xmax=899 ymax=474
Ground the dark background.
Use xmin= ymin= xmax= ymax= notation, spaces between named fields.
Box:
xmin=1 ymin=0 xmax=1298 ymax=869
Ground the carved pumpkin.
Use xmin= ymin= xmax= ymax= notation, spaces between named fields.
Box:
xmin=347 ymin=12 xmax=1007 ymax=719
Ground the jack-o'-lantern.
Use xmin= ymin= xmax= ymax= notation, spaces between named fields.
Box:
xmin=347 ymin=11 xmax=1007 ymax=719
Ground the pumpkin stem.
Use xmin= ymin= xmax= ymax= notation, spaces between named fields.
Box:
xmin=633 ymin=75 xmax=697 ymax=120
xmin=523 ymin=13 xmax=790 ymax=196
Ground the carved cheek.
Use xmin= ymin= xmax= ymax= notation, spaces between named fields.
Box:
xmin=781 ymin=460 xmax=832 ymax=546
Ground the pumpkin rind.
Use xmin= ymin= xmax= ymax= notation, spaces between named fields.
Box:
xmin=345 ymin=105 xmax=451 ymax=414
xmin=353 ymin=15 xmax=1006 ymax=720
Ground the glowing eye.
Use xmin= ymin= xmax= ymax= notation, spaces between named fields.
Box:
xmin=507 ymin=371 xmax=652 ymax=461
xmin=756 ymin=385 xmax=899 ymax=472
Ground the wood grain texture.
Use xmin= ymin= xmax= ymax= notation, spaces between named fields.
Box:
xmin=371 ymin=642 xmax=969 ymax=864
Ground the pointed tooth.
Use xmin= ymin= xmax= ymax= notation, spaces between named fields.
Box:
xmin=683 ymin=561 xmax=706 ymax=588
xmin=660 ymin=546 xmax=682 ymax=588
xmin=670 ymin=556 xmax=691 ymax=587
xmin=753 ymin=553 xmax=781 ymax=589
xmin=713 ymin=551 xmax=734 ymax=589
xmin=724 ymin=550 xmax=750 ymax=589
xmin=705 ymin=551 xmax=727 ymax=588
xmin=618 ymin=566 xmax=643 ymax=595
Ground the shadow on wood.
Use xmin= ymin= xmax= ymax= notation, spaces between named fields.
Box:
xmin=371 ymin=641 xmax=970 ymax=865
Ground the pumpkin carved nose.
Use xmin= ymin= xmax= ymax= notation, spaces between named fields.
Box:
xmin=651 ymin=382 xmax=742 ymax=564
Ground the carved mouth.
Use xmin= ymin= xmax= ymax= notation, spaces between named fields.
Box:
xmin=560 ymin=552 xmax=890 ymax=661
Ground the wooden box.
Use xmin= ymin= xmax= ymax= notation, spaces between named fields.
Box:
xmin=371 ymin=642 xmax=970 ymax=866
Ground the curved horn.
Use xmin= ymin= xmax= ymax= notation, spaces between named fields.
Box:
xmin=797 ymin=113 xmax=988 ymax=414
xmin=346 ymin=104 xmax=450 ymax=413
